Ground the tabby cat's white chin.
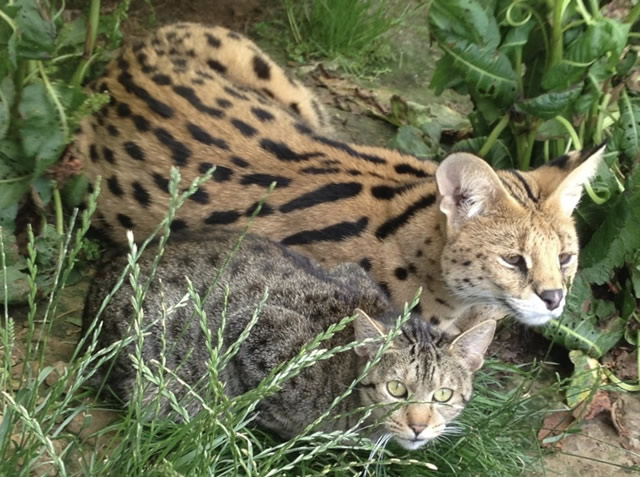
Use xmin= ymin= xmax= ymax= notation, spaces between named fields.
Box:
xmin=394 ymin=437 xmax=431 ymax=451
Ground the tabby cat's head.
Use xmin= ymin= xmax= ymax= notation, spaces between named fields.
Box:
xmin=436 ymin=145 xmax=605 ymax=326
xmin=353 ymin=310 xmax=495 ymax=450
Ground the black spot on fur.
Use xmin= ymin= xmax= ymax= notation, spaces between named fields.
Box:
xmin=186 ymin=123 xmax=229 ymax=150
xmin=281 ymin=217 xmax=368 ymax=246
xmin=359 ymin=258 xmax=372 ymax=272
xmin=212 ymin=166 xmax=233 ymax=182
xmin=132 ymin=181 xmax=151 ymax=207
xmin=260 ymin=139 xmax=325 ymax=162
xmin=117 ymin=70 xmax=174 ymax=118
xmin=154 ymin=128 xmax=191 ymax=166
xmin=170 ymin=219 xmax=188 ymax=232
xmin=188 ymin=187 xmax=210 ymax=204
xmin=416 ymin=250 xmax=423 ymax=257
xmin=116 ymin=103 xmax=131 ymax=117
xmin=290 ymin=102 xmax=300 ymax=115
xmin=198 ymin=162 xmax=214 ymax=174
xmin=223 ymin=86 xmax=249 ymax=100
xmin=107 ymin=176 xmax=123 ymax=196
xmin=204 ymin=210 xmax=241 ymax=225
xmin=394 ymin=164 xmax=430 ymax=178
xmin=102 ymin=147 xmax=115 ymax=164
xmin=123 ymin=141 xmax=145 ymax=161
xmin=206 ymin=34 xmax=221 ymax=48
xmin=173 ymin=86 xmax=224 ymax=118
xmin=394 ymin=267 xmax=408 ymax=280
xmin=463 ymin=260 xmax=472 ymax=266
xmin=430 ymin=316 xmax=440 ymax=326
xmin=371 ymin=183 xmax=419 ymax=200
xmin=378 ymin=282 xmax=391 ymax=298
xmin=227 ymin=31 xmax=241 ymax=40
xmin=231 ymin=156 xmax=249 ymax=168
xmin=280 ymin=182 xmax=362 ymax=213
xmin=117 ymin=214 xmax=134 ymax=228
xmin=251 ymin=107 xmax=275 ymax=122
xmin=241 ymin=174 xmax=291 ymax=188
xmin=300 ymin=167 xmax=340 ymax=174
xmin=252 ymin=55 xmax=271 ymax=79
xmin=152 ymin=173 xmax=169 ymax=193
xmin=376 ymin=194 xmax=436 ymax=239
xmin=246 ymin=201 xmax=274 ymax=217
xmin=294 ymin=123 xmax=313 ymax=135
xmin=207 ymin=59 xmax=227 ymax=73
xmin=132 ymin=114 xmax=150 ymax=132
xmin=217 ymin=98 xmax=233 ymax=109
xmin=312 ymin=136 xmax=386 ymax=164
xmin=231 ymin=118 xmax=257 ymax=137
xmin=151 ymin=74 xmax=171 ymax=85
xmin=107 ymin=125 xmax=119 ymax=136
xmin=89 ymin=144 xmax=99 ymax=162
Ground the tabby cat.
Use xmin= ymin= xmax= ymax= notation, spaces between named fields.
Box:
xmin=83 ymin=229 xmax=495 ymax=449
xmin=74 ymin=22 xmax=605 ymax=333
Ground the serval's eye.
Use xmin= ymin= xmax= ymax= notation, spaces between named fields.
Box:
xmin=559 ymin=253 xmax=575 ymax=267
xmin=500 ymin=254 xmax=526 ymax=269
xmin=386 ymin=380 xmax=408 ymax=399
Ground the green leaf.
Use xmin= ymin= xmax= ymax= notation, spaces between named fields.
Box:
xmin=499 ymin=20 xmax=535 ymax=53
xmin=450 ymin=136 xmax=513 ymax=169
xmin=389 ymin=126 xmax=438 ymax=161
xmin=517 ymin=85 xmax=582 ymax=120
xmin=17 ymin=80 xmax=65 ymax=175
xmin=0 ymin=264 xmax=31 ymax=304
xmin=0 ymin=76 xmax=14 ymax=138
xmin=429 ymin=0 xmax=500 ymax=49
xmin=543 ymin=276 xmax=625 ymax=358
xmin=61 ymin=174 xmax=89 ymax=208
xmin=542 ymin=21 xmax=616 ymax=90
xmin=616 ymin=91 xmax=640 ymax=162
xmin=13 ymin=0 xmax=56 ymax=59
xmin=433 ymin=33 xmax=518 ymax=106
xmin=579 ymin=169 xmax=640 ymax=285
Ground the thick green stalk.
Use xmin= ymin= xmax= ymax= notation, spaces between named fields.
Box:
xmin=71 ymin=0 xmax=101 ymax=87
xmin=479 ymin=113 xmax=510 ymax=157
xmin=550 ymin=0 xmax=568 ymax=68
xmin=518 ymin=127 xmax=538 ymax=171
xmin=626 ymin=1 xmax=640 ymax=24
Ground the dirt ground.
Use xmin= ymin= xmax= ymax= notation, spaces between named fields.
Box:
xmin=9 ymin=0 xmax=640 ymax=475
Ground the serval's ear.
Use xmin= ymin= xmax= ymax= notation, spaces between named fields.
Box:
xmin=436 ymin=153 xmax=516 ymax=234
xmin=541 ymin=144 xmax=606 ymax=216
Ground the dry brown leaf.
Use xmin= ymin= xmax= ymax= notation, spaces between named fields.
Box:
xmin=572 ymin=390 xmax=612 ymax=421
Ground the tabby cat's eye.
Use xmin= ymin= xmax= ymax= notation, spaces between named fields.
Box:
xmin=559 ymin=253 xmax=574 ymax=267
xmin=433 ymin=387 xmax=453 ymax=403
xmin=386 ymin=380 xmax=408 ymax=398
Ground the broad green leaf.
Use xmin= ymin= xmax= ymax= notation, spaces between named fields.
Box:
xmin=543 ymin=276 xmax=625 ymax=358
xmin=536 ymin=118 xmax=568 ymax=141
xmin=0 ymin=264 xmax=30 ymax=304
xmin=517 ymin=85 xmax=582 ymax=120
xmin=0 ymin=140 xmax=30 ymax=210
xmin=14 ymin=0 xmax=56 ymax=59
xmin=17 ymin=80 xmax=65 ymax=175
xmin=566 ymin=350 xmax=603 ymax=409
xmin=61 ymin=174 xmax=89 ymax=208
xmin=499 ymin=20 xmax=534 ymax=53
xmin=0 ymin=203 xmax=17 ymax=234
xmin=616 ymin=91 xmax=640 ymax=162
xmin=434 ymin=33 xmax=518 ymax=106
xmin=450 ymin=136 xmax=513 ymax=169
xmin=580 ymin=169 xmax=640 ymax=284
xmin=429 ymin=0 xmax=500 ymax=49
xmin=430 ymin=55 xmax=463 ymax=96
xmin=389 ymin=126 xmax=437 ymax=161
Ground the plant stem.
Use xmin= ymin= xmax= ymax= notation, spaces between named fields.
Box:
xmin=479 ymin=113 xmax=510 ymax=157
xmin=519 ymin=127 xmax=538 ymax=170
xmin=626 ymin=1 xmax=640 ymax=24
xmin=53 ymin=183 xmax=64 ymax=237
xmin=554 ymin=115 xmax=582 ymax=149
xmin=550 ymin=0 xmax=568 ymax=68
xmin=71 ymin=0 xmax=101 ymax=87
xmin=594 ymin=92 xmax=611 ymax=145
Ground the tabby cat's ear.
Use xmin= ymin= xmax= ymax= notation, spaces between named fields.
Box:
xmin=353 ymin=308 xmax=388 ymax=358
xmin=436 ymin=153 xmax=514 ymax=234
xmin=448 ymin=319 xmax=496 ymax=372
xmin=542 ymin=144 xmax=605 ymax=216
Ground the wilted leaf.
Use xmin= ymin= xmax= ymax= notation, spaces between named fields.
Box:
xmin=517 ymin=85 xmax=582 ymax=120
xmin=566 ymin=350 xmax=603 ymax=409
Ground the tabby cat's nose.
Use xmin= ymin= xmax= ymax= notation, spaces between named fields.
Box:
xmin=409 ymin=423 xmax=427 ymax=435
xmin=537 ymin=289 xmax=563 ymax=310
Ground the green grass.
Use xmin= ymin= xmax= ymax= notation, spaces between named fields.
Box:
xmin=280 ymin=0 xmax=419 ymax=73
xmin=1 ymin=169 xmax=636 ymax=476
